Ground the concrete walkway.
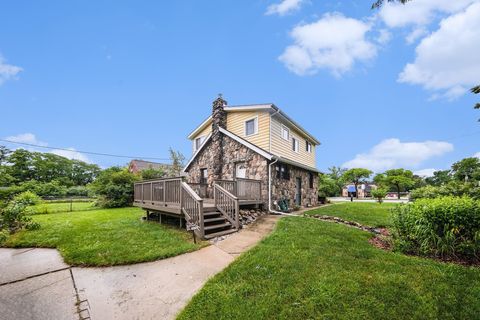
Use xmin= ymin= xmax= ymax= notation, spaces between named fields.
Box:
xmin=0 ymin=215 xmax=280 ymax=320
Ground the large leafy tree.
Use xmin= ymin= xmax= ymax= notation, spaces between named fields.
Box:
xmin=341 ymin=168 xmax=373 ymax=199
xmin=425 ymin=170 xmax=452 ymax=186
xmin=375 ymin=169 xmax=415 ymax=199
xmin=451 ymin=157 xmax=480 ymax=182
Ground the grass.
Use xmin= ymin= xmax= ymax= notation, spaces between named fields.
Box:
xmin=178 ymin=217 xmax=480 ymax=320
xmin=305 ymin=202 xmax=397 ymax=227
xmin=31 ymin=201 xmax=97 ymax=214
xmin=4 ymin=207 xmax=207 ymax=266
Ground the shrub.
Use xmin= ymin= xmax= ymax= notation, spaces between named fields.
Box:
xmin=0 ymin=200 xmax=40 ymax=233
xmin=90 ymin=167 xmax=140 ymax=208
xmin=0 ymin=229 xmax=8 ymax=245
xmin=391 ymin=196 xmax=480 ymax=262
xmin=13 ymin=191 xmax=41 ymax=206
xmin=371 ymin=188 xmax=388 ymax=203
xmin=66 ymin=185 xmax=91 ymax=197
xmin=409 ymin=185 xmax=444 ymax=201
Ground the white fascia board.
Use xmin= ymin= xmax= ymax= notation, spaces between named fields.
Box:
xmin=183 ymin=133 xmax=212 ymax=172
xmin=187 ymin=116 xmax=212 ymax=140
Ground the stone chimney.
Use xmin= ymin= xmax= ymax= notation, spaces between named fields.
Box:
xmin=211 ymin=94 xmax=227 ymax=182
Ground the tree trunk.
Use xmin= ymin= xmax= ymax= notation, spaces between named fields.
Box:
xmin=355 ymin=183 xmax=359 ymax=199
xmin=396 ymin=184 xmax=401 ymax=199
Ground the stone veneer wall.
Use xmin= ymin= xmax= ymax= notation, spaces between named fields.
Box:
xmin=186 ymin=133 xmax=269 ymax=204
xmin=270 ymin=165 xmax=319 ymax=208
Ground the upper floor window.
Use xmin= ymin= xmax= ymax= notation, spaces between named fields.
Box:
xmin=281 ymin=125 xmax=290 ymax=141
xmin=195 ymin=136 xmax=206 ymax=151
xmin=292 ymin=137 xmax=299 ymax=153
xmin=306 ymin=141 xmax=312 ymax=153
xmin=245 ymin=117 xmax=258 ymax=136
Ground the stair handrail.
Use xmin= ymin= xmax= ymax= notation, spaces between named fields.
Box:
xmin=213 ymin=183 xmax=240 ymax=229
xmin=180 ymin=182 xmax=204 ymax=238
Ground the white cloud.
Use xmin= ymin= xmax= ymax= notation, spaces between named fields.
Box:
xmin=342 ymin=138 xmax=454 ymax=172
xmin=376 ymin=29 xmax=392 ymax=45
xmin=3 ymin=133 xmax=91 ymax=163
xmin=266 ymin=0 xmax=304 ymax=16
xmin=414 ymin=168 xmax=437 ymax=177
xmin=405 ymin=27 xmax=428 ymax=44
xmin=279 ymin=13 xmax=377 ymax=76
xmin=0 ymin=55 xmax=23 ymax=85
xmin=398 ymin=2 xmax=480 ymax=99
xmin=4 ymin=133 xmax=47 ymax=147
xmin=474 ymin=152 xmax=480 ymax=159
xmin=379 ymin=0 xmax=476 ymax=28
xmin=50 ymin=148 xmax=91 ymax=163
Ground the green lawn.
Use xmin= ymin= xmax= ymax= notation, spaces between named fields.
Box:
xmin=4 ymin=207 xmax=207 ymax=266
xmin=31 ymin=201 xmax=96 ymax=214
xmin=178 ymin=217 xmax=480 ymax=320
xmin=306 ymin=202 xmax=397 ymax=227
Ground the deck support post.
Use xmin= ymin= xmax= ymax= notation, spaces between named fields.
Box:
xmin=179 ymin=217 xmax=183 ymax=229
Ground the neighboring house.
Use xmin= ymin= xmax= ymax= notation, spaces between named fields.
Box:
xmin=342 ymin=183 xmax=377 ymax=198
xmin=133 ymin=95 xmax=320 ymax=239
xmin=128 ymin=159 xmax=171 ymax=174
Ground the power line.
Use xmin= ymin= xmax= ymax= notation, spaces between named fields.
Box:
xmin=0 ymin=139 xmax=172 ymax=161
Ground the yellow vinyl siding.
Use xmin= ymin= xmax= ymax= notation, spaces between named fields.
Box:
xmin=226 ymin=111 xmax=270 ymax=150
xmin=270 ymin=117 xmax=316 ymax=168
xmin=190 ymin=124 xmax=212 ymax=151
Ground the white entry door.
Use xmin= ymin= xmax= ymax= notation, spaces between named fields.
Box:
xmin=235 ymin=162 xmax=247 ymax=179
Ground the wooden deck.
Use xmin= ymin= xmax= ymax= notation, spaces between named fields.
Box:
xmin=133 ymin=177 xmax=264 ymax=239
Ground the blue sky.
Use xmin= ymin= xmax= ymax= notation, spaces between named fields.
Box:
xmin=0 ymin=0 xmax=479 ymax=175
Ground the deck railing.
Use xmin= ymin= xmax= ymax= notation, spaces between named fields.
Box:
xmin=214 ymin=178 xmax=262 ymax=201
xmin=181 ymin=182 xmax=204 ymax=237
xmin=213 ymin=183 xmax=239 ymax=229
xmin=134 ymin=177 xmax=183 ymax=207
xmin=188 ymin=183 xmax=209 ymax=199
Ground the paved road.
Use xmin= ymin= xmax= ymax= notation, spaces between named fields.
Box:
xmin=328 ymin=197 xmax=409 ymax=203
xmin=0 ymin=215 xmax=280 ymax=320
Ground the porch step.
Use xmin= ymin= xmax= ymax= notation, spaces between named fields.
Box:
xmin=203 ymin=211 xmax=223 ymax=217
xmin=203 ymin=228 xmax=238 ymax=240
xmin=204 ymin=222 xmax=232 ymax=231
xmin=204 ymin=217 xmax=227 ymax=223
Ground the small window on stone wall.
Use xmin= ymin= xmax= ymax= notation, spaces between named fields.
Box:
xmin=309 ymin=172 xmax=314 ymax=189
xmin=276 ymin=164 xmax=290 ymax=180
xmin=200 ymin=168 xmax=208 ymax=184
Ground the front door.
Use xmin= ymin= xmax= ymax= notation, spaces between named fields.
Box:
xmin=235 ymin=162 xmax=247 ymax=179
xmin=295 ymin=177 xmax=302 ymax=206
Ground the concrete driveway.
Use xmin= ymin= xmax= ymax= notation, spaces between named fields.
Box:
xmin=0 ymin=215 xmax=280 ymax=320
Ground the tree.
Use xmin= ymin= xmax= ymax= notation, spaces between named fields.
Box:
xmin=0 ymin=146 xmax=11 ymax=166
xmin=377 ymin=169 xmax=415 ymax=199
xmin=371 ymin=188 xmax=388 ymax=203
xmin=141 ymin=167 xmax=166 ymax=180
xmin=451 ymin=157 xmax=480 ymax=182
xmin=169 ymin=148 xmax=185 ymax=177
xmin=371 ymin=0 xmax=411 ymax=9
xmin=425 ymin=170 xmax=452 ymax=186
xmin=473 ymin=86 xmax=480 ymax=122
xmin=341 ymin=168 xmax=373 ymax=199
xmin=318 ymin=174 xmax=340 ymax=197
xmin=90 ymin=167 xmax=140 ymax=208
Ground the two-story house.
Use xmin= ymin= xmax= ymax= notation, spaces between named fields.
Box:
xmin=184 ymin=95 xmax=320 ymax=209
xmin=133 ymin=95 xmax=320 ymax=239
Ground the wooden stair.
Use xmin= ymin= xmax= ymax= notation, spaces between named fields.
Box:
xmin=203 ymin=210 xmax=237 ymax=239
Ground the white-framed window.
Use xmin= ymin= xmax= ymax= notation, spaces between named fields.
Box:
xmin=281 ymin=125 xmax=290 ymax=141
xmin=245 ymin=117 xmax=258 ymax=136
xmin=194 ymin=136 xmax=206 ymax=151
xmin=292 ymin=137 xmax=299 ymax=153
xmin=306 ymin=141 xmax=312 ymax=153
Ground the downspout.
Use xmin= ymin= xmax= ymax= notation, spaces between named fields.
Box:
xmin=268 ymin=108 xmax=285 ymax=215
xmin=268 ymin=157 xmax=284 ymax=215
